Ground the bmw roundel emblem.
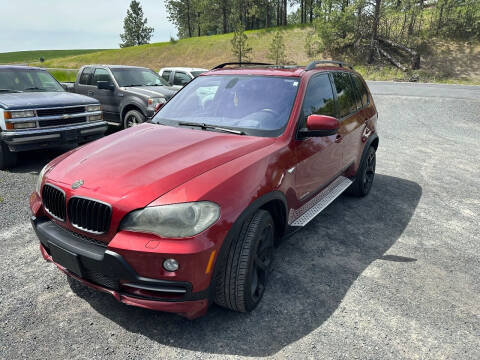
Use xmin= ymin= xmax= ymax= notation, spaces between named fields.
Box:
xmin=72 ymin=180 xmax=84 ymax=190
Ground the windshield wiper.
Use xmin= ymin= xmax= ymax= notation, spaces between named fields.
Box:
xmin=178 ymin=122 xmax=246 ymax=135
xmin=23 ymin=87 xmax=47 ymax=91
xmin=123 ymin=84 xmax=144 ymax=87
xmin=0 ymin=88 xmax=23 ymax=93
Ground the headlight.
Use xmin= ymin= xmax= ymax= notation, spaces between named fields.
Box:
xmin=120 ymin=201 xmax=220 ymax=238
xmin=86 ymin=104 xmax=101 ymax=112
xmin=5 ymin=110 xmax=35 ymax=119
xmin=147 ymin=98 xmax=166 ymax=107
xmin=36 ymin=164 xmax=49 ymax=195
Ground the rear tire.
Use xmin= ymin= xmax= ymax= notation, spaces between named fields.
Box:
xmin=0 ymin=141 xmax=18 ymax=170
xmin=215 ymin=210 xmax=275 ymax=312
xmin=347 ymin=146 xmax=376 ymax=197
xmin=123 ymin=109 xmax=145 ymax=129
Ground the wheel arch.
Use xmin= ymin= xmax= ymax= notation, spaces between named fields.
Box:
xmin=120 ymin=103 xmax=146 ymax=121
xmin=208 ymin=190 xmax=288 ymax=305
xmin=361 ymin=133 xmax=379 ymax=163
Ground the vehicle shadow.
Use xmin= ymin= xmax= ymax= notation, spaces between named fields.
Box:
xmin=7 ymin=126 xmax=121 ymax=175
xmin=8 ymin=147 xmax=73 ymax=175
xmin=68 ymin=173 xmax=422 ymax=357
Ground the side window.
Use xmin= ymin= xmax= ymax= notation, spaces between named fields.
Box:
xmin=79 ymin=67 xmax=93 ymax=85
xmin=300 ymin=73 xmax=336 ymax=128
xmin=92 ymin=68 xmax=113 ymax=85
xmin=161 ymin=70 xmax=171 ymax=82
xmin=352 ymin=74 xmax=369 ymax=107
xmin=332 ymin=72 xmax=358 ymax=118
xmin=349 ymin=74 xmax=363 ymax=110
xmin=173 ymin=71 xmax=191 ymax=86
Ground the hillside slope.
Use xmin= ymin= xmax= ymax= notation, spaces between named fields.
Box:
xmin=4 ymin=26 xmax=480 ymax=84
xmin=39 ymin=27 xmax=312 ymax=70
xmin=0 ymin=49 xmax=106 ymax=65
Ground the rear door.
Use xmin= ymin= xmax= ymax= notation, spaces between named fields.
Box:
xmin=294 ymin=73 xmax=343 ymax=201
xmin=161 ymin=70 xmax=172 ymax=84
xmin=172 ymin=71 xmax=191 ymax=90
xmin=75 ymin=67 xmax=94 ymax=97
xmin=331 ymin=72 xmax=365 ymax=169
xmin=91 ymin=67 xmax=118 ymax=121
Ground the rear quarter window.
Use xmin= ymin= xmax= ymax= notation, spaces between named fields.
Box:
xmin=352 ymin=74 xmax=369 ymax=107
xmin=332 ymin=72 xmax=358 ymax=118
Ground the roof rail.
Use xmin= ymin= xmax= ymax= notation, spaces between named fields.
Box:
xmin=212 ymin=62 xmax=273 ymax=70
xmin=305 ymin=60 xmax=353 ymax=71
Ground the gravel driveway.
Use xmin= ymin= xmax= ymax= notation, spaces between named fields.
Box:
xmin=0 ymin=82 xmax=479 ymax=359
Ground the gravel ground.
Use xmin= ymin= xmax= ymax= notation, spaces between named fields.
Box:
xmin=0 ymin=82 xmax=479 ymax=359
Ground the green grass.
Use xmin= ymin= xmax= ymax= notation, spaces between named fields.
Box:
xmin=47 ymin=69 xmax=78 ymax=82
xmin=0 ymin=49 xmax=106 ymax=65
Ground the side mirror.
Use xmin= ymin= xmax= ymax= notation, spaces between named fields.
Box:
xmin=97 ymin=81 xmax=114 ymax=90
xmin=154 ymin=102 xmax=164 ymax=113
xmin=299 ymin=114 xmax=339 ymax=138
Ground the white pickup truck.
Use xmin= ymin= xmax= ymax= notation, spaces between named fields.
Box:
xmin=0 ymin=65 xmax=107 ymax=169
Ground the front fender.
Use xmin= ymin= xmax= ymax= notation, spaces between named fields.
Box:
xmin=120 ymin=98 xmax=147 ymax=118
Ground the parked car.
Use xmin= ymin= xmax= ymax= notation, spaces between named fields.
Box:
xmin=63 ymin=65 xmax=177 ymax=128
xmin=31 ymin=60 xmax=378 ymax=319
xmin=0 ymin=65 xmax=106 ymax=169
xmin=159 ymin=67 xmax=207 ymax=89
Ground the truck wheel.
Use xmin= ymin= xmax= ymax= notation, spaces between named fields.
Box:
xmin=123 ymin=110 xmax=145 ymax=129
xmin=215 ymin=210 xmax=275 ymax=312
xmin=0 ymin=142 xmax=18 ymax=170
xmin=347 ymin=146 xmax=376 ymax=197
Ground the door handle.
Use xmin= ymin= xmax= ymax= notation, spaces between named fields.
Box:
xmin=335 ymin=135 xmax=343 ymax=143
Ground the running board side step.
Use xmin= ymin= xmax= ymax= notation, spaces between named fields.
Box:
xmin=289 ymin=176 xmax=353 ymax=227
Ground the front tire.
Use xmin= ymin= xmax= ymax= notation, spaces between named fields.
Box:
xmin=123 ymin=109 xmax=145 ymax=129
xmin=215 ymin=210 xmax=275 ymax=312
xmin=347 ymin=146 xmax=376 ymax=197
xmin=0 ymin=141 xmax=18 ymax=170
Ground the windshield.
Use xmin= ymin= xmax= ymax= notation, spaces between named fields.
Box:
xmin=111 ymin=68 xmax=169 ymax=87
xmin=191 ymin=71 xmax=205 ymax=78
xmin=153 ymin=75 xmax=300 ymax=137
xmin=0 ymin=68 xmax=64 ymax=93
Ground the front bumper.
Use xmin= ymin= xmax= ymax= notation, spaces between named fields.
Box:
xmin=31 ymin=216 xmax=211 ymax=319
xmin=1 ymin=121 xmax=108 ymax=152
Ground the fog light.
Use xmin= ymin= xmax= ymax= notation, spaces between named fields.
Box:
xmin=163 ymin=258 xmax=179 ymax=272
xmin=88 ymin=114 xmax=103 ymax=122
xmin=14 ymin=121 xmax=37 ymax=129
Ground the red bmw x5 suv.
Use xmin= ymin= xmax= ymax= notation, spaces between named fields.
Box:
xmin=30 ymin=60 xmax=378 ymax=319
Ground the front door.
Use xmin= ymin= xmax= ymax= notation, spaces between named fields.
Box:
xmin=294 ymin=73 xmax=343 ymax=201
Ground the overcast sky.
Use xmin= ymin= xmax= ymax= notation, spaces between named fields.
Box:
xmin=0 ymin=0 xmax=177 ymax=53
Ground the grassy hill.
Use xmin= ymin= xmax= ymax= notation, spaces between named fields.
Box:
xmin=1 ymin=26 xmax=479 ymax=84
xmin=0 ymin=49 xmax=106 ymax=65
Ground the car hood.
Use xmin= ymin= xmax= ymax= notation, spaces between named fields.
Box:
xmin=0 ymin=91 xmax=98 ymax=110
xmin=47 ymin=123 xmax=274 ymax=208
xmin=122 ymin=86 xmax=177 ymax=100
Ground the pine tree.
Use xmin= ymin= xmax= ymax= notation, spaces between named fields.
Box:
xmin=231 ymin=23 xmax=252 ymax=63
xmin=120 ymin=1 xmax=154 ymax=48
xmin=267 ymin=30 xmax=287 ymax=65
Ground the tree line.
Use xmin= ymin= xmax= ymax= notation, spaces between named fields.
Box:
xmin=166 ymin=0 xmax=479 ymax=67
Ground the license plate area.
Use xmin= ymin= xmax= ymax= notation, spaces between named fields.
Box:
xmin=49 ymin=242 xmax=83 ymax=277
